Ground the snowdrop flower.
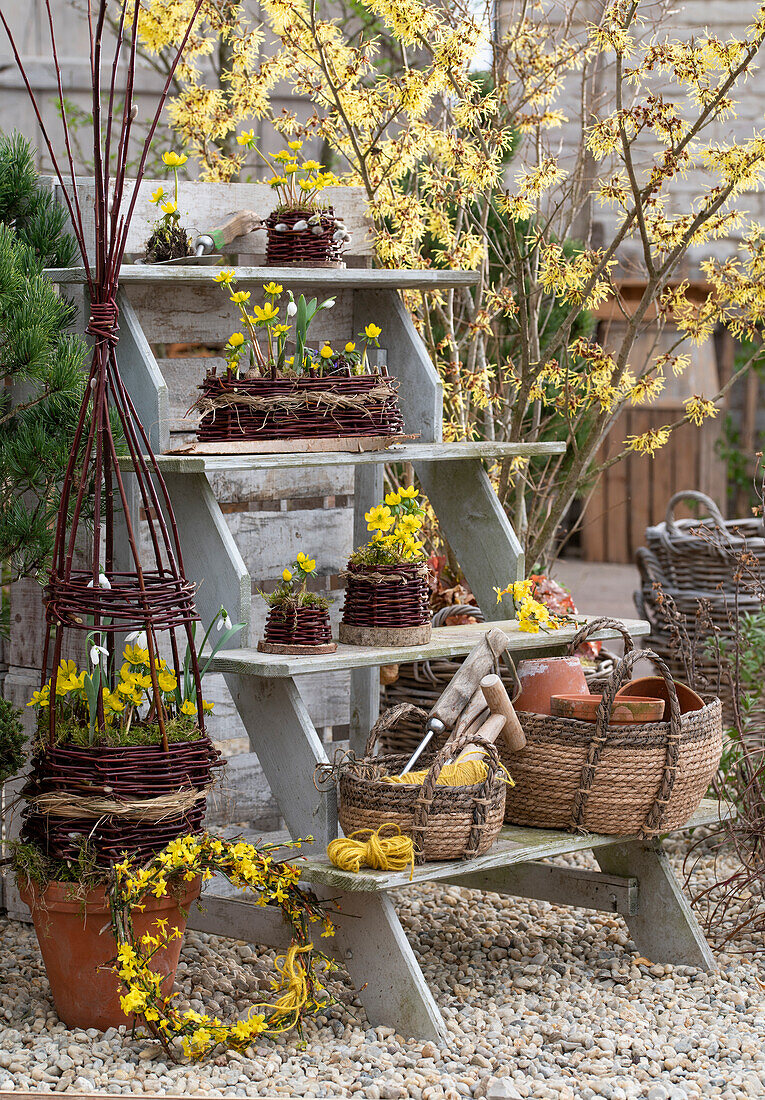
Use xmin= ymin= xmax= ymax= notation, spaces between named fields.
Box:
xmin=217 ymin=608 xmax=233 ymax=632
xmin=286 ymin=299 xmax=297 ymax=317
xmin=90 ymin=643 xmax=109 ymax=667
xmin=125 ymin=629 xmax=147 ymax=648
xmin=86 ymin=573 xmax=112 ymax=589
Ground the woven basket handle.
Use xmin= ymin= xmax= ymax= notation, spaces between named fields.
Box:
xmin=635 ymin=546 xmax=668 ymax=586
xmin=431 ymin=602 xmax=485 ymax=628
xmin=410 ymin=727 xmax=501 ymax=858
xmin=364 ymin=703 xmax=428 ymax=757
xmin=568 ymin=617 xmax=635 ymax=655
xmin=664 ymin=491 xmax=729 ymax=541
xmin=569 ymin=648 xmax=682 ymax=836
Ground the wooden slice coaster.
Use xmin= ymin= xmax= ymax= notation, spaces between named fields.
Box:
xmin=338 ymin=623 xmax=432 ymax=648
xmin=257 ymin=640 xmax=338 ymax=655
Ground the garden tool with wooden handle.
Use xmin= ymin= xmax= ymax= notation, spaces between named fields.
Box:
xmin=480 ymin=673 xmax=527 ymax=751
xmin=136 ymin=210 xmax=261 ymax=266
xmin=400 ymin=628 xmax=510 ymax=775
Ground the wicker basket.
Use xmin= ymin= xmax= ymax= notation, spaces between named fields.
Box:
xmin=645 ymin=490 xmax=765 ymax=592
xmin=334 ymin=706 xmax=506 ymax=861
xmin=501 ymin=620 xmax=722 ymax=837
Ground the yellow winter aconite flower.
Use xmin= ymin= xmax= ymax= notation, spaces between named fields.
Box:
xmin=162 ymin=151 xmax=188 ymax=168
xmin=230 ymin=290 xmax=251 ymax=305
xmin=180 ymin=700 xmax=197 ymax=717
xmin=237 ymin=129 xmax=255 ymax=145
xmin=149 ymin=187 xmax=165 ymax=205
xmin=252 ymin=302 xmax=279 ymax=321
xmin=160 ymin=200 xmax=177 ymax=215
xmin=364 ymin=323 xmax=382 ymax=339
xmin=263 ymin=282 xmax=283 ymax=295
xmin=228 ymin=332 xmax=245 ymax=348
xmin=282 ymin=568 xmax=293 ymax=581
xmin=385 ymin=491 xmax=401 ymax=506
xmin=365 ymin=505 xmax=395 ymax=532
xmin=319 ymin=344 xmax=333 ymax=359
xmin=345 ymin=342 xmax=356 ymax=353
xmin=214 ymin=270 xmax=235 ymax=284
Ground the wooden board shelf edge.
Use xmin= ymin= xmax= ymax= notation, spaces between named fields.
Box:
xmin=207 ymin=616 xmax=651 ymax=677
xmin=46 ymin=265 xmax=480 ymax=290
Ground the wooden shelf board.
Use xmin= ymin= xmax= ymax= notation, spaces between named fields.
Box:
xmin=119 ymin=440 xmax=566 ymax=474
xmin=296 ymin=800 xmax=730 ymax=893
xmin=208 ymin=616 xmax=650 ymax=678
xmin=46 ymin=265 xmax=479 ymax=290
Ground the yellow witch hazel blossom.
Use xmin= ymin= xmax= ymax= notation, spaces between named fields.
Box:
xmin=108 ymin=833 xmax=335 ymax=1061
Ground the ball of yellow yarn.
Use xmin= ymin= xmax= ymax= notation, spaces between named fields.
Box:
xmin=327 ymin=824 xmax=415 ymax=879
xmin=384 ymin=758 xmax=490 ymax=787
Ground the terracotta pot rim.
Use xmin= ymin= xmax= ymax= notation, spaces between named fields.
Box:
xmin=18 ymin=875 xmax=201 ymax=915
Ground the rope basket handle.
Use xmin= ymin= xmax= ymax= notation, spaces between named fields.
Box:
xmin=364 ymin=703 xmax=428 ymax=758
xmin=568 ymin=617 xmax=635 ymax=656
xmin=569 ymin=647 xmax=682 ymax=837
xmin=410 ymin=727 xmax=501 ymax=857
xmin=431 ymin=603 xmax=485 ymax=628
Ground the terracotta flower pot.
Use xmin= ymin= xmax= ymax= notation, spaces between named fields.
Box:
xmin=19 ymin=875 xmax=200 ymax=1031
xmin=515 ymin=655 xmax=588 ymax=715
xmin=551 ymin=693 xmax=665 ymax=724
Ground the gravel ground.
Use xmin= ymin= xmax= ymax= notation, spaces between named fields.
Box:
xmin=0 ymin=839 xmax=763 ymax=1100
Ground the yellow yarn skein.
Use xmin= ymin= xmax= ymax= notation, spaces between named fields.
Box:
xmin=327 ymin=824 xmax=415 ymax=880
xmin=383 ymin=758 xmax=490 ymax=787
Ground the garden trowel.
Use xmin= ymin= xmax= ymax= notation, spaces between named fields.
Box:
xmin=134 ymin=210 xmax=261 ymax=266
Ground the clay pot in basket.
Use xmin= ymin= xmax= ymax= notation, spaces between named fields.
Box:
xmin=339 ymin=561 xmax=432 ymax=647
xmin=335 ymin=711 xmax=506 ymax=861
xmin=258 ymin=602 xmax=337 ymax=654
xmin=501 ymin=619 xmax=723 ymax=837
xmin=19 ymin=876 xmax=200 ymax=1031
xmin=265 ymin=208 xmax=343 ymax=266
xmin=195 ymin=371 xmax=405 ymax=446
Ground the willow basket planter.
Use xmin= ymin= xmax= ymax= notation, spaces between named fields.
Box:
xmin=500 ymin=621 xmax=722 ymax=837
xmin=18 ymin=876 xmax=200 ymax=1031
xmin=265 ymin=207 xmax=343 ymax=266
xmin=339 ymin=561 xmax=431 ymax=647
xmin=194 ymin=371 xmax=405 ymax=448
xmin=258 ymin=603 xmax=337 ymax=654
xmin=331 ymin=709 xmax=505 ymax=861
xmin=21 ymin=738 xmax=223 ymax=866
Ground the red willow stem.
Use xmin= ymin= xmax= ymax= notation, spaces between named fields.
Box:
xmin=4 ymin=0 xmax=211 ymax=748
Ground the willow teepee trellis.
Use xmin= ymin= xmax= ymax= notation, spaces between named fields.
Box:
xmin=1 ymin=0 xmax=223 ymax=864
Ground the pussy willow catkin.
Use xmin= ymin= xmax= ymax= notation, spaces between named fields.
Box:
xmin=327 ymin=824 xmax=415 ymax=879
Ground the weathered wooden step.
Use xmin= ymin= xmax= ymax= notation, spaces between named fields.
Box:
xmin=118 ymin=439 xmax=566 ymax=473
xmin=48 ymin=265 xmax=480 ymax=290
xmin=294 ymin=799 xmax=729 ymax=893
xmin=207 ymin=616 xmax=650 ymax=678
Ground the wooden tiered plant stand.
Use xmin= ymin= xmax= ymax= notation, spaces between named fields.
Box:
xmin=40 ymin=178 xmax=727 ymax=1043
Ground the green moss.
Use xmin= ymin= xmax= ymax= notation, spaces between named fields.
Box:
xmin=35 ymin=713 xmax=202 ymax=750
xmin=12 ymin=838 xmax=108 ymax=892
xmin=264 ymin=590 xmax=329 ymax=611
xmin=348 ymin=544 xmax=427 ymax=568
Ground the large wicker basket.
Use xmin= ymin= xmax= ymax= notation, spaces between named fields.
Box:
xmin=502 ymin=620 xmax=722 ymax=837
xmin=333 ymin=706 xmax=506 ymax=861
xmin=645 ymin=490 xmax=765 ymax=592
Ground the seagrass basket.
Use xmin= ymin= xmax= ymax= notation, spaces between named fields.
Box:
xmin=501 ymin=620 xmax=722 ymax=837
xmin=645 ymin=490 xmax=765 ymax=592
xmin=331 ymin=705 xmax=506 ymax=861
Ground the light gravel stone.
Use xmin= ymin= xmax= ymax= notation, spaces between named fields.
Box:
xmin=0 ymin=838 xmax=764 ymax=1095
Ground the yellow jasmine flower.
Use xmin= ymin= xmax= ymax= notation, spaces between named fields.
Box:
xmin=162 ymin=151 xmax=188 ymax=168
xmin=365 ymin=323 xmax=382 ymax=339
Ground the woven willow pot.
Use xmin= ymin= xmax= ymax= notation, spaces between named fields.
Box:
xmin=334 ymin=707 xmax=506 ymax=861
xmin=501 ymin=621 xmax=722 ymax=837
